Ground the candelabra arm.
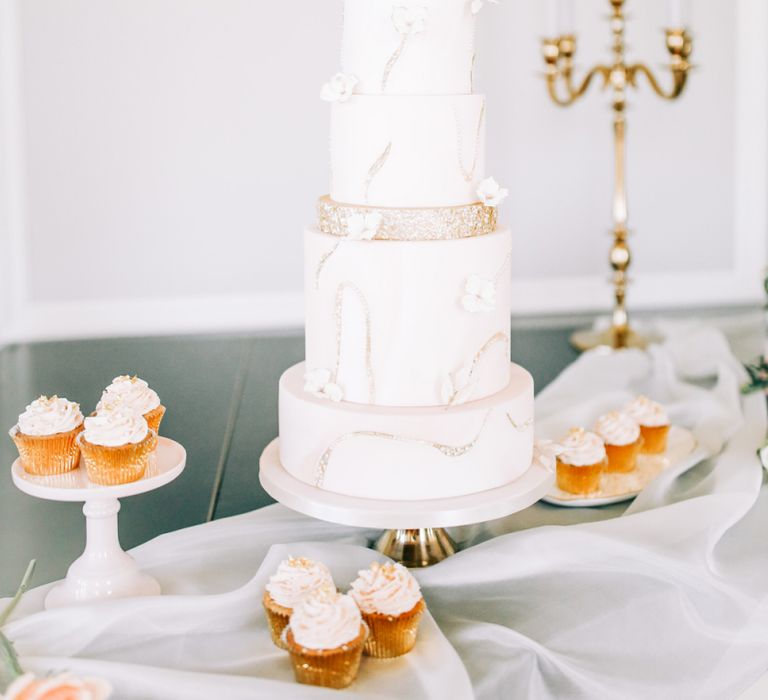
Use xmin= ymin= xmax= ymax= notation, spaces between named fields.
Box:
xmin=545 ymin=64 xmax=611 ymax=107
xmin=628 ymin=62 xmax=690 ymax=101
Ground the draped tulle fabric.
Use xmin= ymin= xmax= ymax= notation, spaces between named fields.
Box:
xmin=4 ymin=325 xmax=767 ymax=699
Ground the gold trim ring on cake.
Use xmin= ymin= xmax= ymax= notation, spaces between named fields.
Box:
xmin=77 ymin=430 xmax=157 ymax=485
xmin=317 ymin=195 xmax=498 ymax=241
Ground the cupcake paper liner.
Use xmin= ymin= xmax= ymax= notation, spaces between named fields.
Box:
xmin=556 ymin=458 xmax=605 ymax=495
xmin=262 ymin=591 xmax=291 ymax=650
xmin=78 ymin=431 xmax=156 ymax=485
xmin=604 ymin=439 xmax=642 ymax=473
xmin=11 ymin=425 xmax=84 ymax=476
xmin=361 ymin=598 xmax=425 ymax=658
xmin=144 ymin=404 xmax=166 ymax=436
xmin=639 ymin=424 xmax=670 ymax=454
xmin=286 ymin=624 xmax=367 ymax=690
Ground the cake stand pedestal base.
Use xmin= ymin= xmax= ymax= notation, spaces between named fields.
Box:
xmin=375 ymin=528 xmax=456 ymax=568
xmin=11 ymin=436 xmax=187 ymax=609
xmin=259 ymin=438 xmax=554 ymax=567
xmin=570 ymin=326 xmax=662 ymax=352
xmin=44 ymin=498 xmax=161 ymax=609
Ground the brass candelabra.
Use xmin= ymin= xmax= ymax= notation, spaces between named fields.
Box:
xmin=542 ymin=0 xmax=693 ymax=350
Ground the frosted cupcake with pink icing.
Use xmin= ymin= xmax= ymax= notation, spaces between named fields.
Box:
xmin=555 ymin=428 xmax=607 ymax=495
xmin=285 ymin=588 xmax=366 ymax=689
xmin=262 ymin=557 xmax=335 ymax=649
xmin=624 ymin=396 xmax=670 ymax=454
xmin=594 ymin=411 xmax=642 ymax=473
xmin=9 ymin=395 xmax=84 ymax=475
xmin=349 ymin=561 xmax=425 ymax=658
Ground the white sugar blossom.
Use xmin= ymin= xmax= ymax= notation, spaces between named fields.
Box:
xmin=760 ymin=439 xmax=768 ymax=470
xmin=392 ymin=2 xmax=428 ymax=34
xmin=346 ymin=212 xmax=382 ymax=241
xmin=532 ymin=439 xmax=560 ymax=473
xmin=304 ymin=368 xmax=344 ymax=402
xmin=441 ymin=363 xmax=478 ymax=407
xmin=320 ymin=73 xmax=358 ymax=103
xmin=470 ymin=0 xmax=499 ymax=15
xmin=462 ymin=274 xmax=496 ymax=313
xmin=476 ymin=176 xmax=509 ymax=207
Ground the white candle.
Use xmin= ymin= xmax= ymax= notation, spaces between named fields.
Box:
xmin=558 ymin=0 xmax=574 ymax=34
xmin=545 ymin=0 xmax=558 ymax=36
xmin=667 ymin=0 xmax=688 ymax=27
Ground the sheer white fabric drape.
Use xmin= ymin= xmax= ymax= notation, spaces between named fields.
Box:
xmin=4 ymin=325 xmax=767 ymax=699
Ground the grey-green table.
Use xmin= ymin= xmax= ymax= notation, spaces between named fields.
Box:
xmin=1 ymin=309 xmax=762 ymax=594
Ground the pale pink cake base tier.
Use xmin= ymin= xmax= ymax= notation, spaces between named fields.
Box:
xmin=278 ymin=362 xmax=534 ymax=501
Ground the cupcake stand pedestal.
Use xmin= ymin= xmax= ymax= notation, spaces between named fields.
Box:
xmin=259 ymin=439 xmax=554 ymax=567
xmin=11 ymin=437 xmax=186 ymax=609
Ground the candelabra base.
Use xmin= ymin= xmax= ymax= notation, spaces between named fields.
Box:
xmin=570 ymin=326 xmax=662 ymax=352
xmin=375 ymin=528 xmax=457 ymax=568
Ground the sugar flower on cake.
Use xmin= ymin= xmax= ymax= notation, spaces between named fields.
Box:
xmin=470 ymin=0 xmax=499 ymax=15
xmin=532 ymin=439 xmax=561 ymax=473
xmin=320 ymin=73 xmax=358 ymax=103
xmin=346 ymin=212 xmax=382 ymax=241
xmin=476 ymin=176 xmax=509 ymax=207
xmin=441 ymin=362 xmax=478 ymax=406
xmin=461 ymin=274 xmax=496 ymax=313
xmin=304 ymin=368 xmax=343 ymax=402
xmin=392 ymin=2 xmax=428 ymax=34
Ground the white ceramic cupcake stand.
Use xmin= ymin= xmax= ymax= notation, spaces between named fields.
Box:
xmin=259 ymin=438 xmax=554 ymax=567
xmin=11 ymin=437 xmax=186 ymax=609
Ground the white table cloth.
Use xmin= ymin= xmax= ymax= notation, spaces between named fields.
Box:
xmin=4 ymin=323 xmax=767 ymax=699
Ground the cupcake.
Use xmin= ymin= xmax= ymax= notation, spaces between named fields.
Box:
xmin=78 ymin=406 xmax=156 ymax=485
xmin=285 ymin=588 xmax=367 ymax=689
xmin=97 ymin=375 xmax=165 ymax=435
xmin=9 ymin=396 xmax=84 ymax=475
xmin=555 ymin=428 xmax=607 ymax=495
xmin=594 ymin=411 xmax=642 ymax=473
xmin=263 ymin=557 xmax=335 ymax=650
xmin=349 ymin=561 xmax=425 ymax=658
xmin=624 ymin=396 xmax=670 ymax=454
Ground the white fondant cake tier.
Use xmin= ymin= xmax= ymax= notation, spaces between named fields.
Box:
xmin=341 ymin=0 xmax=475 ymax=95
xmin=279 ymin=362 xmax=534 ymax=501
xmin=305 ymin=226 xmax=512 ymax=407
xmin=330 ymin=95 xmax=486 ymax=208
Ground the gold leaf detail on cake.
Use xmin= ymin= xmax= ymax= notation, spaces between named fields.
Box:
xmin=443 ymin=332 xmax=509 ymax=406
xmin=314 ymin=411 xmax=492 ymax=487
xmin=314 ymin=242 xmax=341 ymax=290
xmin=506 ymin=414 xmax=534 ymax=432
xmin=493 ymin=249 xmax=513 ymax=283
xmin=455 ymin=99 xmax=485 ymax=183
xmin=381 ymin=34 xmax=408 ymax=92
xmin=334 ymin=282 xmax=375 ymax=404
xmin=363 ymin=142 xmax=392 ymax=203
xmin=317 ymin=196 xmax=497 ymax=241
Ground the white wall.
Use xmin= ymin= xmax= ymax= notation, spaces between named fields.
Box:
xmin=0 ymin=0 xmax=765 ymax=342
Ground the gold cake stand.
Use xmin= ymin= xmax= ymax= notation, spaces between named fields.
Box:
xmin=375 ymin=528 xmax=457 ymax=568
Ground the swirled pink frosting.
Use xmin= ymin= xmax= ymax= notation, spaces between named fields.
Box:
xmin=289 ymin=588 xmax=361 ymax=650
xmin=624 ymin=396 xmax=670 ymax=427
xmin=594 ymin=411 xmax=640 ymax=446
xmin=349 ymin=562 xmax=422 ymax=616
xmin=265 ymin=557 xmax=335 ymax=609
xmin=557 ymin=428 xmax=606 ymax=467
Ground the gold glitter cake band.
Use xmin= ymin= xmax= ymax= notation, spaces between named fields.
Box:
xmin=317 ymin=196 xmax=498 ymax=241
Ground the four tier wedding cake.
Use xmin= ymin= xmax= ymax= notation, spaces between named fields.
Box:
xmin=273 ymin=0 xmax=535 ymax=501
